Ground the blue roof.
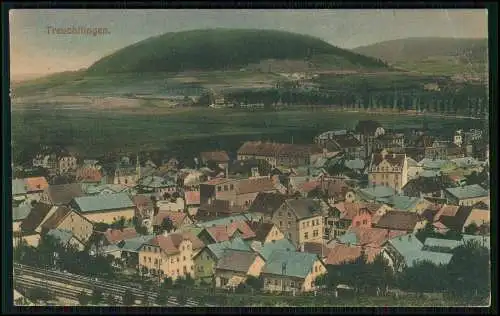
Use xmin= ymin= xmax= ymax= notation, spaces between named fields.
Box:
xmin=12 ymin=179 xmax=27 ymax=196
xmin=388 ymin=233 xmax=452 ymax=267
xmin=206 ymin=237 xmax=252 ymax=260
xmin=13 ymin=203 xmax=32 ymax=222
xmin=419 ymin=159 xmax=449 ymax=170
xmin=345 ymin=159 xmax=365 ymax=170
xmin=72 ymin=193 xmax=135 ymax=213
xmin=358 ymin=186 xmax=396 ymax=201
xmin=257 ymin=239 xmax=297 ymax=261
xmin=451 ymin=157 xmax=481 ymax=168
xmin=423 ymin=238 xmax=461 ymax=251
xmin=197 ymin=213 xmax=261 ymax=228
xmin=118 ymin=235 xmax=155 ymax=252
xmin=262 ymin=250 xmax=319 ymax=278
xmin=138 ymin=176 xmax=175 ymax=188
xmin=47 ymin=229 xmax=73 ymax=246
xmin=389 ymin=196 xmax=421 ymax=211
xmin=445 ymin=185 xmax=489 ymax=200
xmin=337 ymin=232 xmax=358 ymax=245
xmin=420 ymin=170 xmax=440 ymax=178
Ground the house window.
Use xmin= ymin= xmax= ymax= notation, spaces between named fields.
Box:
xmin=287 ymin=221 xmax=291 ymax=228
xmin=177 ymin=257 xmax=180 ymax=262
xmin=355 ymin=221 xmax=360 ymax=227
xmin=186 ymin=244 xmax=190 ymax=250
xmin=182 ymin=246 xmax=185 ymax=251
xmin=315 ymin=266 xmax=318 ymax=273
xmin=287 ymin=233 xmax=292 ymax=239
xmin=304 ymin=232 xmax=309 ymax=240
xmin=224 ymin=185 xmax=228 ymax=191
xmin=230 ymin=184 xmax=234 ymax=190
xmin=183 ymin=256 xmax=186 ymax=261
xmin=279 ymin=221 xmax=283 ymax=227
xmin=143 ymin=256 xmax=147 ymax=262
xmin=362 ymin=220 xmax=367 ymax=225
xmin=274 ymin=280 xmax=278 ymax=286
xmin=291 ymin=281 xmax=295 ymax=288
xmin=278 ymin=211 xmax=283 ymax=216
xmin=287 ymin=212 xmax=292 ymax=218
xmin=171 ymin=258 xmax=174 ymax=264
xmin=302 ymin=222 xmax=306 ymax=229
xmin=313 ymin=230 xmax=318 ymax=237
xmin=148 ymin=257 xmax=151 ymax=263
xmin=177 ymin=269 xmax=179 ymax=274
xmin=217 ymin=186 xmax=221 ymax=192
xmin=125 ymin=179 xmax=128 ymax=184
xmin=154 ymin=258 xmax=158 ymax=264
xmin=191 ymin=265 xmax=194 ymax=271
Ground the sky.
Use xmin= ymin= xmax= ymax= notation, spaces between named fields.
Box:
xmin=9 ymin=9 xmax=488 ymax=80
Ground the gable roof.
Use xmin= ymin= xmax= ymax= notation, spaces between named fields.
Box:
xmin=204 ymin=221 xmax=256 ymax=242
xmin=13 ymin=203 xmax=33 ymax=222
xmin=216 ymin=250 xmax=259 ymax=273
xmin=248 ymin=192 xmax=288 ymax=215
xmin=325 ymin=244 xmax=379 ymax=265
xmin=257 ymin=239 xmax=296 ymax=261
xmin=285 ymin=198 xmax=323 ymax=220
xmin=20 ymin=203 xmax=53 ymax=232
xmin=358 ymin=186 xmax=397 ymax=201
xmin=146 ymin=232 xmax=204 ymax=255
xmin=374 ymin=211 xmax=422 ymax=231
xmin=25 ymin=177 xmax=49 ymax=192
xmin=333 ymin=202 xmax=373 ymax=221
xmin=132 ymin=194 xmax=154 ymax=209
xmin=71 ymin=193 xmax=135 ymax=213
xmin=388 ymin=195 xmax=423 ymax=211
xmin=46 ymin=183 xmax=85 ymax=205
xmin=103 ymin=227 xmax=139 ymax=244
xmin=205 ymin=237 xmax=253 ymax=260
xmin=262 ymin=250 xmax=319 ymax=278
xmin=329 ymin=134 xmax=362 ymax=148
xmin=200 ymin=151 xmax=230 ymax=163
xmin=246 ymin=221 xmax=276 ymax=243
xmin=40 ymin=206 xmax=74 ymax=232
xmin=445 ymin=185 xmax=488 ymax=200
xmin=237 ymin=141 xmax=322 ymax=157
xmin=236 ymin=177 xmax=277 ymax=195
xmin=301 ymin=242 xmax=332 ymax=258
xmin=76 ymin=167 xmax=102 ymax=183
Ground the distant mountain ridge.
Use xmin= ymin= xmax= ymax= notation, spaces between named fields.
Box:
xmin=352 ymin=37 xmax=488 ymax=64
xmin=87 ymin=28 xmax=389 ymax=74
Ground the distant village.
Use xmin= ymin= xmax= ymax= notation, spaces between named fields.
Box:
xmin=12 ymin=120 xmax=490 ymax=302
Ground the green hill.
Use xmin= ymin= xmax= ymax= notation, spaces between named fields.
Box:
xmin=352 ymin=37 xmax=488 ymax=77
xmin=87 ymin=28 xmax=388 ymax=74
xmin=352 ymin=37 xmax=488 ymax=64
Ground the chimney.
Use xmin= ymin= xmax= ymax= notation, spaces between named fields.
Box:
xmin=392 ymin=154 xmax=396 ymax=158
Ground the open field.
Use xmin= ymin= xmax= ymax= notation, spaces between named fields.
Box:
xmin=11 ymin=107 xmax=485 ymax=162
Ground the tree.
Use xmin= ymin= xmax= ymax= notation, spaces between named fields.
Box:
xmin=28 ymin=288 xmax=52 ymax=303
xmin=398 ymin=260 xmax=448 ymax=295
xmin=155 ymin=292 xmax=168 ymax=306
xmin=122 ymin=289 xmax=135 ymax=306
xmin=446 ymin=239 xmax=490 ymax=302
xmin=244 ymin=275 xmax=264 ymax=292
xmin=90 ymin=288 xmax=103 ymax=305
xmin=78 ymin=291 xmax=91 ymax=305
xmin=105 ymin=293 xmax=119 ymax=305
xmin=159 ymin=217 xmax=175 ymax=234
xmin=176 ymin=289 xmax=188 ymax=306
xmin=464 ymin=222 xmax=479 ymax=235
xmin=162 ymin=276 xmax=174 ymax=290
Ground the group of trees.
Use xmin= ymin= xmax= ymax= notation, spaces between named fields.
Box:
xmin=14 ymin=234 xmax=116 ymax=279
xmin=315 ymin=240 xmax=490 ymax=303
xmin=202 ymin=81 xmax=488 ymax=118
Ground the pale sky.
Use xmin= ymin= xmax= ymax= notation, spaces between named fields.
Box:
xmin=9 ymin=9 xmax=488 ymax=80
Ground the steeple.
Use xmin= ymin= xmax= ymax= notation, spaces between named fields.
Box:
xmin=136 ymin=152 xmax=141 ymax=179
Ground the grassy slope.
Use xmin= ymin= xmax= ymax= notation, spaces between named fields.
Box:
xmin=352 ymin=37 xmax=488 ymax=75
xmin=11 ymin=107 xmax=480 ymax=160
xmin=87 ymin=29 xmax=388 ymax=74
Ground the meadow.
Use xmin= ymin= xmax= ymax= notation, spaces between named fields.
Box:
xmin=11 ymin=107 xmax=483 ymax=163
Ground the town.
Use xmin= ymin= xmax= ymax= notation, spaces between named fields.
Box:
xmin=12 ymin=120 xmax=490 ymax=306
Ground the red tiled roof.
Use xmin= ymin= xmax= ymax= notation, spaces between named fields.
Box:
xmin=344 ymin=227 xmax=407 ymax=248
xmin=374 ymin=211 xmax=421 ymax=231
xmin=153 ymin=211 xmax=188 ymax=228
xmin=25 ymin=177 xmax=49 ymax=192
xmin=434 ymin=205 xmax=460 ymax=221
xmin=325 ymin=244 xmax=379 ymax=265
xmin=370 ymin=153 xmax=406 ymax=168
xmin=76 ymin=167 xmax=102 ymax=183
xmin=147 ymin=232 xmax=204 ymax=255
xmin=205 ymin=221 xmax=256 ymax=242
xmin=301 ymin=242 xmax=331 ymax=258
xmin=185 ymin=191 xmax=200 ymax=205
xmin=299 ymin=181 xmax=320 ymax=193
xmin=236 ymin=177 xmax=277 ymax=195
xmin=334 ymin=202 xmax=374 ymax=221
xmin=132 ymin=195 xmax=154 ymax=209
xmin=103 ymin=227 xmax=138 ymax=244
xmin=200 ymin=151 xmax=230 ymax=163
xmin=40 ymin=206 xmax=72 ymax=231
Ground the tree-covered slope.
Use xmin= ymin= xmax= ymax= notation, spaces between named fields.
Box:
xmin=87 ymin=28 xmax=388 ymax=74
